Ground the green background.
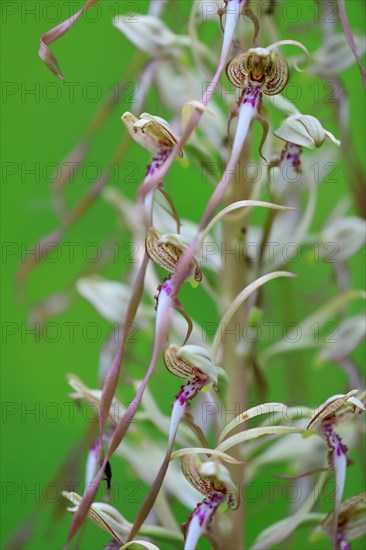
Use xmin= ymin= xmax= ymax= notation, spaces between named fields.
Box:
xmin=1 ymin=1 xmax=365 ymax=549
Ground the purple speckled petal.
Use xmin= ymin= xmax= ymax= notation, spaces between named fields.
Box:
xmin=322 ymin=423 xmax=348 ymax=546
xmin=183 ymin=492 xmax=225 ymax=550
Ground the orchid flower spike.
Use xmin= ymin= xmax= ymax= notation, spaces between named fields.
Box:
xmin=181 ymin=454 xmax=239 ymax=549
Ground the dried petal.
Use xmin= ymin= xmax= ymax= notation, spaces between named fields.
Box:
xmin=39 ymin=0 xmax=100 ymax=80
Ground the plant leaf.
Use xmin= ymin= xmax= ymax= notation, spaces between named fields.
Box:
xmin=216 ymin=426 xmax=306 ymax=453
xmin=218 ymin=403 xmax=290 ymax=444
xmin=170 ymin=448 xmax=241 ymax=464
xmin=251 ymin=473 xmax=327 ymax=549
xmin=261 ymin=290 xmax=366 ymax=361
xmin=211 ymin=272 xmax=296 ymax=360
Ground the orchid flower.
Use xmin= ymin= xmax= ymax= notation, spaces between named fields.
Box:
xmin=181 ymin=454 xmax=239 ymax=550
xmin=121 ymin=112 xmax=182 ymax=219
xmin=271 ymin=112 xmax=340 ymax=201
xmin=253 ymin=112 xmax=341 ymax=272
xmin=15 ymin=4 xmax=365 ymax=550
xmin=306 ymin=390 xmax=365 ymax=548
xmin=127 ymin=344 xmax=221 ymax=541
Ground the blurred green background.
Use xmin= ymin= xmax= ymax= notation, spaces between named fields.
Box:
xmin=1 ymin=1 xmax=365 ymax=549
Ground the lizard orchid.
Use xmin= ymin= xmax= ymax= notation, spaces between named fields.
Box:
xmin=121 ymin=112 xmax=182 ymax=219
xmin=181 ymin=454 xmax=239 ymax=550
xmin=9 ymin=3 xmax=365 ymax=550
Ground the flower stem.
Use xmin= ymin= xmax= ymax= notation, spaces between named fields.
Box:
xmin=218 ymin=136 xmax=251 ymax=550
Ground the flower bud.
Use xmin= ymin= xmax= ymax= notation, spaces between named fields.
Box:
xmin=274 ymin=114 xmax=340 ymax=148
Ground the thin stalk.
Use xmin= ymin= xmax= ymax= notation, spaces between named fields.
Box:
xmin=218 ymin=137 xmax=251 ymax=550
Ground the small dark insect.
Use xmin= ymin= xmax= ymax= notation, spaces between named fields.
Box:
xmin=104 ymin=460 xmax=112 ymax=490
xmin=265 ymin=0 xmax=276 ymax=15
